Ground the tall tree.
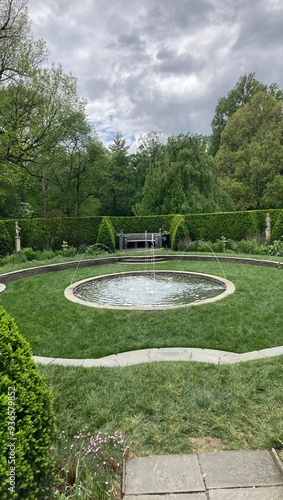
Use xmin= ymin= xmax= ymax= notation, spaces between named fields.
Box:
xmin=216 ymin=90 xmax=283 ymax=210
xmin=210 ymin=73 xmax=266 ymax=157
xmin=135 ymin=133 xmax=227 ymax=215
xmin=0 ymin=0 xmax=47 ymax=82
xmin=103 ymin=131 xmax=134 ymax=215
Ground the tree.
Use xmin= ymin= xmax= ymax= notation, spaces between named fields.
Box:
xmin=210 ymin=73 xmax=266 ymax=157
xmin=42 ymin=125 xmax=109 ymax=217
xmin=215 ymin=90 xmax=283 ymax=210
xmin=0 ymin=0 xmax=47 ymax=83
xmin=135 ymin=133 xmax=226 ymax=215
xmin=103 ymin=130 xmax=135 ymax=215
xmin=0 ymin=64 xmax=90 ymax=217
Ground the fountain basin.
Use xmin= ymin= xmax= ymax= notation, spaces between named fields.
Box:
xmin=65 ymin=271 xmax=235 ymax=310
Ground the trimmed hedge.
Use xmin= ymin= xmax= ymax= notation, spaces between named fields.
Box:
xmin=169 ymin=215 xmax=189 ymax=250
xmin=96 ymin=216 xmax=116 ymax=253
xmin=0 ymin=210 xmax=282 ymax=256
xmin=0 ymin=307 xmax=55 ymax=499
xmin=185 ymin=209 xmax=282 ymax=242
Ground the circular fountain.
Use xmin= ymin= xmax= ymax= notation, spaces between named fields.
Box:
xmin=64 ymin=271 xmax=235 ymax=310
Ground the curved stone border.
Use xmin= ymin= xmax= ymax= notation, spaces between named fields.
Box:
xmin=1 ymin=255 xmax=282 ymax=367
xmin=65 ymin=271 xmax=235 ymax=310
xmin=32 ymin=346 xmax=283 ymax=367
xmin=0 ymin=254 xmax=281 ymax=286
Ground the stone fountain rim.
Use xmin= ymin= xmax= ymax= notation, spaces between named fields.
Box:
xmin=64 ymin=270 xmax=235 ymax=310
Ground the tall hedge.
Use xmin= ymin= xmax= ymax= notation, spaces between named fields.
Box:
xmin=0 ymin=306 xmax=55 ymax=499
xmin=0 ymin=222 xmax=13 ymax=256
xmin=0 ymin=210 xmax=282 ymax=255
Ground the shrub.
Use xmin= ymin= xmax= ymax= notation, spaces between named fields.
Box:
xmin=0 ymin=306 xmax=56 ymax=499
xmin=170 ymin=215 xmax=189 ymax=250
xmin=96 ymin=217 xmax=115 ymax=253
xmin=0 ymin=223 xmax=13 ymax=257
xmin=268 ymin=239 xmax=283 ymax=257
xmin=22 ymin=247 xmax=37 ymax=261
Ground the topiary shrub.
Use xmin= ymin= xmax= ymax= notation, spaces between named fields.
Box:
xmin=96 ymin=216 xmax=116 ymax=252
xmin=170 ymin=214 xmax=189 ymax=250
xmin=0 ymin=306 xmax=56 ymax=499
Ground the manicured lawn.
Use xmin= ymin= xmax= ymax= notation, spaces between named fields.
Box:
xmin=1 ymin=254 xmax=283 ymax=495
xmin=40 ymin=357 xmax=283 ymax=456
xmin=0 ymin=258 xmax=283 ymax=358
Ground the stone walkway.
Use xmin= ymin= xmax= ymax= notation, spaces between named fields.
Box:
xmin=32 ymin=345 xmax=283 ymax=367
xmin=122 ymin=450 xmax=283 ymax=499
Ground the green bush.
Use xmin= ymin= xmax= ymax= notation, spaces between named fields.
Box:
xmin=268 ymin=239 xmax=283 ymax=256
xmin=0 ymin=306 xmax=56 ymax=499
xmin=170 ymin=215 xmax=189 ymax=250
xmin=97 ymin=217 xmax=116 ymax=252
xmin=0 ymin=223 xmax=13 ymax=257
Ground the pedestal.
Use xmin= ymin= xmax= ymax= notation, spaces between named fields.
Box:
xmin=15 ymin=236 xmax=21 ymax=252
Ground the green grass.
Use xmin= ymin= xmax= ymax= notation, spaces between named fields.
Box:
xmin=40 ymin=357 xmax=283 ymax=456
xmin=1 ymin=254 xmax=283 ymax=496
xmin=0 ymin=258 xmax=283 ymax=358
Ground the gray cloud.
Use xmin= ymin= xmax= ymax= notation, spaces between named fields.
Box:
xmin=28 ymin=0 xmax=283 ymax=151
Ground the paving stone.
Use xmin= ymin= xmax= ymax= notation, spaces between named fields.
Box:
xmin=209 ymin=485 xmax=283 ymax=499
xmin=50 ymin=358 xmax=84 ymax=366
xmin=259 ymin=346 xmax=283 ymax=358
xmin=32 ymin=356 xmax=55 ymax=365
xmin=149 ymin=348 xmax=192 ymax=362
xmin=124 ymin=454 xmax=205 ymax=495
xmin=115 ymin=350 xmax=151 ymax=366
xmin=237 ymin=351 xmax=265 ymax=362
xmin=124 ymin=494 xmax=206 ymax=499
xmin=0 ymin=283 xmax=6 ymax=293
xmin=82 ymin=357 xmax=119 ymax=367
xmin=199 ymin=450 xmax=283 ymax=489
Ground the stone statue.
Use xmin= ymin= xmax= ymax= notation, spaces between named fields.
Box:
xmin=265 ymin=213 xmax=271 ymax=241
xmin=15 ymin=221 xmax=21 ymax=237
xmin=15 ymin=221 xmax=21 ymax=252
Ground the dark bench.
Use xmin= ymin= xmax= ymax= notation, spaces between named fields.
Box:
xmin=124 ymin=232 xmax=159 ymax=249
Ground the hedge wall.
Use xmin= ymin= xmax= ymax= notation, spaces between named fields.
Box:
xmin=185 ymin=209 xmax=282 ymax=242
xmin=0 ymin=209 xmax=282 ymax=256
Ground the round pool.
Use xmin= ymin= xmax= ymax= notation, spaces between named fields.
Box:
xmin=64 ymin=271 xmax=235 ymax=310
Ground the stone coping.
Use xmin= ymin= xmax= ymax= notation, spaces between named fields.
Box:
xmin=0 ymin=254 xmax=280 ymax=285
xmin=32 ymin=346 xmax=283 ymax=368
xmin=64 ymin=270 xmax=235 ymax=310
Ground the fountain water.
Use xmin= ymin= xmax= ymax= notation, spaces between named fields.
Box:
xmin=65 ymin=270 xmax=234 ymax=310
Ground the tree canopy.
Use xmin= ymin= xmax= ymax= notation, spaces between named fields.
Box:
xmin=0 ymin=2 xmax=283 ymax=220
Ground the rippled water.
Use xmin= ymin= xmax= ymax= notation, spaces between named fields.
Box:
xmin=73 ymin=272 xmax=226 ymax=309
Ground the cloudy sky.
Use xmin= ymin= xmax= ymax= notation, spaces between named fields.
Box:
xmin=28 ymin=0 xmax=283 ymax=151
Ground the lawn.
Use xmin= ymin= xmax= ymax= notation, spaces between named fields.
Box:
xmin=1 ymin=254 xmax=283 ymax=497
xmin=40 ymin=358 xmax=283 ymax=456
xmin=0 ymin=257 xmax=283 ymax=358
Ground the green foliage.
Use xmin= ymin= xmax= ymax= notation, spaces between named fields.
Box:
xmin=210 ymin=73 xmax=268 ymax=156
xmin=268 ymin=239 xmax=283 ymax=256
xmin=96 ymin=216 xmax=115 ymax=252
xmin=271 ymin=209 xmax=283 ymax=241
xmin=170 ymin=214 xmax=189 ymax=250
xmin=111 ymin=215 xmax=174 ymax=236
xmin=0 ymin=222 xmax=13 ymax=256
xmin=135 ymin=133 xmax=224 ymax=215
xmin=0 ymin=306 xmax=55 ymax=499
xmin=185 ymin=210 xmax=272 ymax=242
xmin=216 ymin=90 xmax=283 ymax=210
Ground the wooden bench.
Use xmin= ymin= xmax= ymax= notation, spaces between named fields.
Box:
xmin=124 ymin=232 xmax=160 ymax=249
